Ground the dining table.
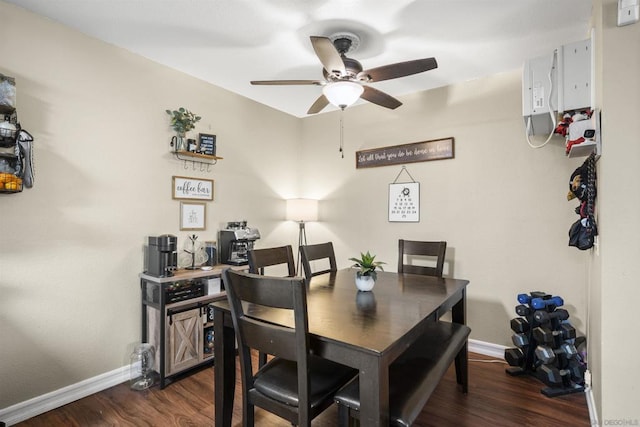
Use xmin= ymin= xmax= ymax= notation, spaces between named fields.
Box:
xmin=211 ymin=268 xmax=469 ymax=427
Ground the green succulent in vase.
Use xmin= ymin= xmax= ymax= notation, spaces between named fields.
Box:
xmin=349 ymin=251 xmax=386 ymax=281
xmin=166 ymin=107 xmax=201 ymax=137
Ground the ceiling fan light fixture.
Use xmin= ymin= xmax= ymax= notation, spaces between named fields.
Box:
xmin=323 ymin=81 xmax=363 ymax=109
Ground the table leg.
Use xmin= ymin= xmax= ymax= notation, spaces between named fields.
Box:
xmin=358 ymin=358 xmax=389 ymax=426
xmin=214 ymin=309 xmax=235 ymax=427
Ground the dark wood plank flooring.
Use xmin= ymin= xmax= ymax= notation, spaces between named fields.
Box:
xmin=15 ymin=353 xmax=590 ymax=426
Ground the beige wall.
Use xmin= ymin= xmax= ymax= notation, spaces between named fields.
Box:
xmin=0 ymin=1 xmax=301 ymax=408
xmin=595 ymin=0 xmax=640 ymax=422
xmin=3 ymin=0 xmax=640 ymax=422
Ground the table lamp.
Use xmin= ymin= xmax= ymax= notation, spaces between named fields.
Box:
xmin=286 ymin=198 xmax=319 ymax=274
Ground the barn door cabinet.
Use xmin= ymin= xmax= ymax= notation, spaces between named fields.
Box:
xmin=140 ymin=266 xmax=242 ymax=388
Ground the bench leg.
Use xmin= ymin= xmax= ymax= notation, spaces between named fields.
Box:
xmin=337 ymin=404 xmax=359 ymax=427
xmin=454 ymin=342 xmax=468 ymax=394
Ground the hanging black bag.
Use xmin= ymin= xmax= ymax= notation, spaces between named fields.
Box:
xmin=568 ymin=218 xmax=597 ymax=250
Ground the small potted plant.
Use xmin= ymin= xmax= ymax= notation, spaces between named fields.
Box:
xmin=166 ymin=107 xmax=201 ymax=151
xmin=349 ymin=251 xmax=386 ymax=291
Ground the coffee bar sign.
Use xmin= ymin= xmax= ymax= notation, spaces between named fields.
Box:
xmin=172 ymin=176 xmax=214 ymax=201
xmin=356 ymin=137 xmax=454 ymax=169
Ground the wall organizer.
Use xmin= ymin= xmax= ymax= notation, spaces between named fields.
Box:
xmin=389 ymin=166 xmax=420 ymax=222
xmin=1 ymin=73 xmax=34 ymax=194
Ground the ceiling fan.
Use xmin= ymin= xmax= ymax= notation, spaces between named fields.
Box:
xmin=250 ymin=33 xmax=438 ymax=114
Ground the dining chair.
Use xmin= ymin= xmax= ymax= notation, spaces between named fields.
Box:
xmin=247 ymin=245 xmax=297 ymax=368
xmin=248 ymin=245 xmax=296 ymax=277
xmin=300 ymin=242 xmax=337 ymax=282
xmin=222 ymin=268 xmax=357 ymax=427
xmin=397 ymin=239 xmax=447 ymax=277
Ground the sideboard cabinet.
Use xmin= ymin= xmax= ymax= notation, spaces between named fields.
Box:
xmin=139 ymin=266 xmax=241 ymax=388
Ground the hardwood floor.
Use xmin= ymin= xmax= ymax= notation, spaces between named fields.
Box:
xmin=15 ymin=353 xmax=590 ymax=426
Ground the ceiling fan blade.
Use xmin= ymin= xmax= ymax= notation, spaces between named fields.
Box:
xmin=361 ymin=58 xmax=438 ymax=82
xmin=310 ymin=36 xmax=346 ymax=77
xmin=361 ymin=86 xmax=402 ymax=110
xmin=307 ymin=94 xmax=329 ymax=114
xmin=251 ymin=80 xmax=324 ymax=86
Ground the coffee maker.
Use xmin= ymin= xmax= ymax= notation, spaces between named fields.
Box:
xmin=145 ymin=234 xmax=178 ymax=277
xmin=218 ymin=221 xmax=260 ymax=266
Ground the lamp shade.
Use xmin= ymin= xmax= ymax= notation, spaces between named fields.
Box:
xmin=286 ymin=198 xmax=318 ymax=222
xmin=323 ymin=81 xmax=364 ymax=109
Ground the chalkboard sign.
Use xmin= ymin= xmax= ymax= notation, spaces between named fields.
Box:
xmin=356 ymin=137 xmax=454 ymax=169
xmin=198 ymin=133 xmax=216 ymax=156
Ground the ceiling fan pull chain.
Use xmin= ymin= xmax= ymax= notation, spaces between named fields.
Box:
xmin=339 ymin=109 xmax=344 ymax=158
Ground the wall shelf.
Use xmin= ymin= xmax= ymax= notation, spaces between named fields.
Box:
xmin=567 ymin=141 xmax=597 ymax=158
xmin=172 ymin=150 xmax=222 ymax=172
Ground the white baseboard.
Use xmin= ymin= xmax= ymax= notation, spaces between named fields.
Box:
xmin=1 ymin=339 xmax=505 ymax=426
xmin=0 ymin=366 xmax=129 ymax=426
xmin=468 ymin=338 xmax=507 ymax=359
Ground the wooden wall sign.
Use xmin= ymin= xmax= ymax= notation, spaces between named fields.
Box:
xmin=356 ymin=137 xmax=454 ymax=169
xmin=172 ymin=176 xmax=214 ymax=201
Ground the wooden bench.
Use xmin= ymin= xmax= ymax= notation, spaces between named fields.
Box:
xmin=334 ymin=321 xmax=471 ymax=427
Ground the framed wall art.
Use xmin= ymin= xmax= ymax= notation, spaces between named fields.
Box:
xmin=388 ymin=166 xmax=420 ymax=222
xmin=198 ymin=133 xmax=216 ymax=156
xmin=357 ymin=137 xmax=454 ymax=169
xmin=180 ymin=202 xmax=206 ymax=231
xmin=172 ymin=176 xmax=214 ymax=201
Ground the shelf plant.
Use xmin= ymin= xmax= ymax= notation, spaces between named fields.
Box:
xmin=166 ymin=107 xmax=201 ymax=137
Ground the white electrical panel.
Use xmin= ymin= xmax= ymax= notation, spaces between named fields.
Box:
xmin=523 ymin=38 xmax=592 ymax=136
xmin=522 ymin=52 xmax=557 ymax=135
xmin=558 ymin=39 xmax=592 ymax=112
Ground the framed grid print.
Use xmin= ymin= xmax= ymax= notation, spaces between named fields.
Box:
xmin=388 ymin=182 xmax=420 ymax=222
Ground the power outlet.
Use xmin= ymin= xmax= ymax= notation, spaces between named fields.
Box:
xmin=618 ymin=0 xmax=640 ymax=26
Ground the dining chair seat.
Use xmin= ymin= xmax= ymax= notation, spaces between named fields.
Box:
xmin=253 ymin=355 xmax=357 ymax=409
xmin=334 ymin=321 xmax=471 ymax=427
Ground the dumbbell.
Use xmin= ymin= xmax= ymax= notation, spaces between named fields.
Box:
xmin=515 ymin=304 xmax=532 ymax=317
xmin=537 ymin=360 xmax=585 ymax=387
xmin=531 ymin=296 xmax=564 ymax=310
xmin=510 ymin=318 xmax=530 ymax=333
xmin=504 ymin=347 xmax=525 ymax=367
xmin=511 ymin=333 xmax=529 ymax=348
xmin=517 ymin=291 xmax=548 ymax=305
xmin=535 ymin=342 xmax=578 ymax=364
xmin=533 ymin=308 xmax=570 ymax=324
xmin=532 ymin=324 xmax=576 ymax=345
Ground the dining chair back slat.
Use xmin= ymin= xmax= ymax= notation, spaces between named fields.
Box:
xmin=248 ymin=245 xmax=296 ymax=277
xmin=300 ymin=242 xmax=337 ymax=281
xmin=398 ymin=239 xmax=447 ymax=277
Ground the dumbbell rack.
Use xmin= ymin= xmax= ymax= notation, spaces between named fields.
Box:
xmin=504 ymin=291 xmax=586 ymax=397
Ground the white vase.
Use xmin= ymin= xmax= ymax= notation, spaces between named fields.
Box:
xmin=355 ymin=274 xmax=375 ymax=292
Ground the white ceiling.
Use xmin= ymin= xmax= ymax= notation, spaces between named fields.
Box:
xmin=7 ymin=0 xmax=593 ymax=117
